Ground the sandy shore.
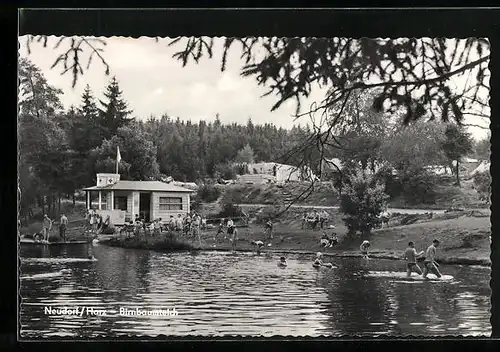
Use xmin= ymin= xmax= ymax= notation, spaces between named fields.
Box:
xmin=99 ymin=213 xmax=491 ymax=267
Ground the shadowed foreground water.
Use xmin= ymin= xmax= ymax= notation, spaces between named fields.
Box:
xmin=20 ymin=244 xmax=491 ymax=337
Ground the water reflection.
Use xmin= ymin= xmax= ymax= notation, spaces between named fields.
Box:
xmin=19 ymin=246 xmax=491 ymax=337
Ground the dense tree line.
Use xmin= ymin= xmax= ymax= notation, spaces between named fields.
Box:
xmin=18 ymin=58 xmax=483 ymax=222
xmin=17 ymin=59 xmax=315 ymax=219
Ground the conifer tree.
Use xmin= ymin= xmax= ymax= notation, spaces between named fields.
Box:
xmin=98 ymin=76 xmax=133 ymax=139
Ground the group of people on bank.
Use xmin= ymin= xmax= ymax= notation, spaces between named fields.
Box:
xmin=123 ymin=212 xmax=207 ymax=238
xmin=301 ymin=210 xmax=330 ymax=230
xmin=31 ymin=213 xmax=69 ymax=243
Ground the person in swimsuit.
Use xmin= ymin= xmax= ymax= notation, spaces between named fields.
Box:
xmin=252 ymin=240 xmax=264 ymax=255
xmin=277 ymin=256 xmax=287 ymax=268
xmin=360 ymin=240 xmax=371 ymax=258
xmin=313 ymin=252 xmax=334 ymax=268
xmin=42 ymin=214 xmax=53 ymax=242
xmin=226 ymin=218 xmax=235 ymax=236
xmin=227 ymin=218 xmax=237 ymax=251
xmin=422 ymin=239 xmax=442 ymax=279
xmin=313 ymin=252 xmax=324 ymax=267
xmin=59 ymin=213 xmax=68 ymax=242
xmin=404 ymin=241 xmax=425 ymax=277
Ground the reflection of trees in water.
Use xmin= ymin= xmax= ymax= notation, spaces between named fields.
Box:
xmin=317 ymin=264 xmax=391 ymax=336
xmin=92 ymin=247 xmax=151 ymax=297
xmin=313 ymin=258 xmax=491 ymax=336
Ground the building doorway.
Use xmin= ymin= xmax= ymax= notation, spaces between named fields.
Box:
xmin=139 ymin=192 xmax=152 ymax=222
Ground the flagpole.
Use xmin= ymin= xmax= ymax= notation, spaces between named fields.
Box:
xmin=116 ymin=146 xmax=120 ymax=175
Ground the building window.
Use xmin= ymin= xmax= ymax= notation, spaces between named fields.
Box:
xmin=114 ymin=196 xmax=128 ymax=211
xmin=159 ymin=197 xmax=183 ymax=211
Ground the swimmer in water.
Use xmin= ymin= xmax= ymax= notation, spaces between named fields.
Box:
xmin=88 ymin=255 xmax=96 ymax=260
xmin=277 ymin=256 xmax=287 ymax=268
xmin=360 ymin=240 xmax=371 ymax=259
xmin=313 ymin=252 xmax=324 ymax=267
xmin=312 ymin=252 xmax=334 ymax=268
xmin=404 ymin=241 xmax=425 ymax=277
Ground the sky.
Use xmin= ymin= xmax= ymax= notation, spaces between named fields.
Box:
xmin=18 ymin=36 xmax=490 ymax=140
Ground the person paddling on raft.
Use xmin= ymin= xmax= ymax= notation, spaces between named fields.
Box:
xmin=403 ymin=241 xmax=425 ymax=277
xmin=360 ymin=240 xmax=371 ymax=259
xmin=422 ymin=239 xmax=442 ymax=279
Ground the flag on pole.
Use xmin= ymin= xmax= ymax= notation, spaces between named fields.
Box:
xmin=116 ymin=146 xmax=122 ymax=174
xmin=117 ymin=146 xmax=122 ymax=163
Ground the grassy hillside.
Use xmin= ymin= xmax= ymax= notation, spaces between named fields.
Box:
xmin=220 ymin=177 xmax=488 ymax=210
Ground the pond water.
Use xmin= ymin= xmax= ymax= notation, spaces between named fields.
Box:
xmin=19 ymin=244 xmax=491 ymax=338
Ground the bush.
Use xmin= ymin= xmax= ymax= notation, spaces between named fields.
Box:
xmin=473 ymin=171 xmax=491 ymax=196
xmin=197 ymin=184 xmax=222 ymax=203
xmin=255 ymin=207 xmax=277 ymax=224
xmin=218 ymin=202 xmax=245 ymax=219
xmin=340 ymin=169 xmax=389 ymax=238
xmin=400 ymin=168 xmax=438 ymax=205
xmin=221 ymin=185 xmax=244 ymax=204
xmin=214 ymin=162 xmax=237 ymax=180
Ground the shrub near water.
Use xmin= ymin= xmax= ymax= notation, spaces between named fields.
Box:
xmin=340 ymin=170 xmax=389 ymax=238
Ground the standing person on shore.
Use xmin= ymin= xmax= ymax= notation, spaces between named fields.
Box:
xmin=230 ymin=226 xmax=238 ymax=252
xmin=175 ymin=214 xmax=183 ymax=233
xmin=301 ymin=211 xmax=308 ymax=229
xmin=153 ymin=218 xmax=161 ymax=236
xmin=403 ymin=241 xmax=425 ymax=277
xmin=59 ymin=213 xmax=68 ymax=242
xmin=201 ymin=216 xmax=207 ymax=231
xmin=312 ymin=210 xmax=320 ymax=230
xmin=42 ymin=214 xmax=53 ymax=242
xmin=360 ymin=240 xmax=371 ymax=259
xmin=169 ymin=216 xmax=175 ymax=231
xmin=88 ymin=210 xmax=96 ymax=233
xmin=192 ymin=213 xmax=201 ymax=243
xmin=226 ymin=218 xmax=235 ymax=236
xmin=215 ymin=219 xmax=226 ymax=241
xmin=422 ymin=239 xmax=442 ymax=279
xmin=226 ymin=218 xmax=236 ymax=248
xmin=265 ymin=218 xmax=274 ymax=240
xmin=319 ymin=210 xmax=328 ymax=229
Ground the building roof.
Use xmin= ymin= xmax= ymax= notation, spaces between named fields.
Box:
xmin=82 ymin=180 xmax=193 ymax=192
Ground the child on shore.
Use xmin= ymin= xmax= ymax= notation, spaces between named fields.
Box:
xmin=215 ymin=219 xmax=225 ymax=241
xmin=153 ymin=218 xmax=161 ymax=236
